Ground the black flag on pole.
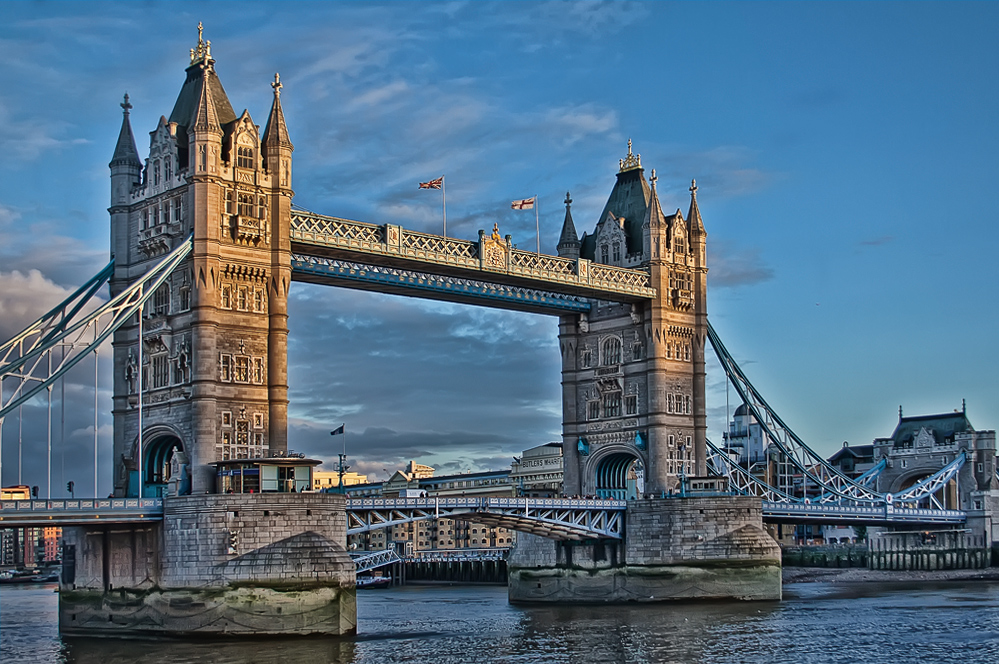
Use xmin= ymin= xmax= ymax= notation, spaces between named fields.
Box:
xmin=330 ymin=424 xmax=345 ymax=436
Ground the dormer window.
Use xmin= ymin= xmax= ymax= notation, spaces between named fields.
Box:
xmin=612 ymin=242 xmax=621 ymax=263
xmin=153 ymin=161 xmax=161 ymax=186
xmin=164 ymin=157 xmax=172 ymax=181
xmin=237 ymin=146 xmax=255 ymax=169
xmin=601 ymin=244 xmax=609 ymax=264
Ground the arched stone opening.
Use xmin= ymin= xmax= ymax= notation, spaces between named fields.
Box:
xmin=594 ymin=452 xmax=644 ymax=500
xmin=892 ymin=470 xmax=958 ymax=509
xmin=132 ymin=431 xmax=189 ymax=498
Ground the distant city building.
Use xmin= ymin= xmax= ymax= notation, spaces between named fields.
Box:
xmin=312 ymin=470 xmax=368 ymax=491
xmin=510 ymin=443 xmax=563 ymax=497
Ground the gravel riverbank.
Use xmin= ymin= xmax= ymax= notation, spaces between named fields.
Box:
xmin=782 ymin=566 xmax=999 ymax=584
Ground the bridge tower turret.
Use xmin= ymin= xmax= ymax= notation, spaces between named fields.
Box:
xmin=110 ymin=27 xmax=293 ymax=496
xmin=560 ymin=143 xmax=708 ymax=498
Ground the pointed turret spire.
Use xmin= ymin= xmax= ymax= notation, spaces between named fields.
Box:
xmin=687 ymin=178 xmax=705 ymax=237
xmin=557 ymin=191 xmax=580 ymax=259
xmin=190 ymin=68 xmax=222 ymax=135
xmin=262 ymin=72 xmax=293 ymax=152
xmin=645 ymin=169 xmax=667 ymax=227
xmin=642 ymin=169 xmax=669 ymax=262
xmin=110 ymin=93 xmax=142 ymax=169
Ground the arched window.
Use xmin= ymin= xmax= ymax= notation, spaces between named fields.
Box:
xmin=602 ymin=337 xmax=621 ymax=365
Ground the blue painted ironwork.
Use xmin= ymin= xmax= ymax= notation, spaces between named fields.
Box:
xmin=292 ymin=255 xmax=592 ymax=314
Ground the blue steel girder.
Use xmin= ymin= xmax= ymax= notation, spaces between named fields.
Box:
xmin=289 ymin=209 xmax=656 ymax=304
xmin=292 ymin=255 xmax=592 ymax=315
xmin=345 ymin=497 xmax=626 ymax=541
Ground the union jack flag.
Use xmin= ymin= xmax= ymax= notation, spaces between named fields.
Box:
xmin=419 ymin=176 xmax=444 ymax=190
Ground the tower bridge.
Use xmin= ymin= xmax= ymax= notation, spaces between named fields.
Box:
xmin=1 ymin=27 xmax=997 ymax=637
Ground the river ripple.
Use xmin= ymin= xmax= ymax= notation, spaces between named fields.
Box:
xmin=3 ymin=581 xmax=999 ymax=663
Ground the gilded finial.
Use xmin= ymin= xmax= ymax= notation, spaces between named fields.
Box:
xmin=619 ymin=138 xmax=642 ymax=172
xmin=121 ymin=93 xmax=132 ymax=114
xmin=272 ymin=72 xmax=283 ymax=97
xmin=564 ymin=191 xmax=572 ymax=208
xmin=491 ymin=223 xmax=501 ymax=241
xmin=190 ymin=22 xmax=212 ymax=65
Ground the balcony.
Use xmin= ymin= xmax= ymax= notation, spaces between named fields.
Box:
xmin=230 ymin=215 xmax=265 ymax=244
xmin=138 ymin=223 xmax=172 ymax=257
xmin=671 ymin=288 xmax=693 ymax=310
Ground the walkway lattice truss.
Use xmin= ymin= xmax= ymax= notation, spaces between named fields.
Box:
xmin=350 ymin=548 xmax=402 ymax=573
xmin=0 ymin=238 xmax=192 ymax=420
xmin=346 ymin=497 xmax=626 ymax=540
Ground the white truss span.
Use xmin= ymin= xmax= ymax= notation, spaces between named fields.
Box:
xmin=346 ymin=497 xmax=626 ymax=541
xmin=0 ymin=237 xmax=192 ymax=420
xmin=350 ymin=548 xmax=402 ymax=573
xmin=290 ymin=209 xmax=656 ymax=302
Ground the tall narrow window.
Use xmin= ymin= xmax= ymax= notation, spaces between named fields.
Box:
xmin=174 ymin=198 xmax=183 ymax=224
xmin=601 ymin=245 xmax=609 ymax=264
xmin=587 ymin=401 xmax=600 ymax=420
xmin=152 ymin=284 xmax=170 ymax=316
xmin=253 ymin=357 xmax=264 ymax=384
xmin=625 ymin=395 xmax=638 ymax=415
xmin=237 ymin=287 xmax=248 ymax=311
xmin=199 ymin=145 xmax=207 ymax=171
xmin=220 ymin=285 xmax=232 ymax=309
xmin=153 ymin=161 xmax=160 ymax=186
xmin=254 ymin=289 xmax=264 ymax=313
xmin=258 ymin=196 xmax=267 ymax=220
xmin=612 ymin=242 xmax=621 ymax=262
xmin=219 ymin=354 xmax=232 ymax=382
xmin=602 ymin=337 xmax=622 ymax=365
xmin=164 ymin=156 xmax=172 ymax=181
xmin=603 ymin=392 xmax=622 ymax=418
xmin=152 ymin=355 xmax=169 ymax=388
xmin=234 ymin=356 xmax=250 ymax=382
xmin=225 ymin=190 xmax=234 ymax=215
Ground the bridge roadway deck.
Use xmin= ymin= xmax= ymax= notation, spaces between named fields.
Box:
xmin=0 ymin=497 xmax=967 ymax=529
xmin=289 ymin=210 xmax=657 ymax=309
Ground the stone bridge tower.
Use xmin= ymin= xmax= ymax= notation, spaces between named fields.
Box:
xmin=109 ymin=28 xmax=293 ymax=496
xmin=558 ymin=143 xmax=708 ymax=498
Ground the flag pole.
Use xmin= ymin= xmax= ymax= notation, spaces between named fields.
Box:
xmin=442 ymin=176 xmax=447 ymax=239
xmin=535 ymin=194 xmax=540 ymax=255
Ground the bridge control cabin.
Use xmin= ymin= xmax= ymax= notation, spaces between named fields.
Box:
xmin=212 ymin=456 xmax=321 ymax=494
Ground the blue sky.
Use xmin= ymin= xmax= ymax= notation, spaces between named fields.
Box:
xmin=0 ymin=2 xmax=996 ymax=494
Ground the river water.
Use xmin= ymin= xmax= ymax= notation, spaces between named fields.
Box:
xmin=3 ymin=581 xmax=999 ymax=663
